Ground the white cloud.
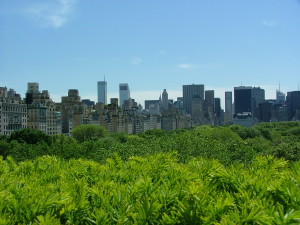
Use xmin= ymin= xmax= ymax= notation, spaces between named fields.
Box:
xmin=262 ymin=20 xmax=277 ymax=27
xmin=131 ymin=57 xmax=142 ymax=65
xmin=25 ymin=0 xmax=77 ymax=28
xmin=177 ymin=64 xmax=194 ymax=69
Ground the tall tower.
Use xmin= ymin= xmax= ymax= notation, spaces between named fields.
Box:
xmin=234 ymin=86 xmax=252 ymax=114
xmin=119 ymin=83 xmax=130 ymax=107
xmin=225 ymin=91 xmax=233 ymax=123
xmin=162 ymin=89 xmax=168 ymax=110
xmin=205 ymin=90 xmax=215 ymax=111
xmin=286 ymin=91 xmax=300 ymax=120
xmin=97 ymin=80 xmax=107 ymax=104
xmin=234 ymin=86 xmax=265 ymax=119
xmin=183 ymin=84 xmax=205 ymax=114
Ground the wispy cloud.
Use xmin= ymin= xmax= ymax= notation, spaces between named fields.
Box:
xmin=177 ymin=64 xmax=194 ymax=69
xmin=262 ymin=20 xmax=277 ymax=27
xmin=25 ymin=0 xmax=77 ymax=28
xmin=131 ymin=57 xmax=143 ymax=65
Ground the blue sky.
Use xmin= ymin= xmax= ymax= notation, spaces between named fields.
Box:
xmin=1 ymin=0 xmax=300 ymax=107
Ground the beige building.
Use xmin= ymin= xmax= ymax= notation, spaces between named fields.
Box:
xmin=27 ymin=103 xmax=47 ymax=133
xmin=0 ymin=87 xmax=27 ymax=135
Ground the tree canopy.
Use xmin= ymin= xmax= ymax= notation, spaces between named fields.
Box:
xmin=71 ymin=125 xmax=107 ymax=143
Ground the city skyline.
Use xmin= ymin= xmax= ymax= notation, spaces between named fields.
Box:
xmin=0 ymin=80 xmax=298 ymax=109
xmin=1 ymin=0 xmax=300 ymax=107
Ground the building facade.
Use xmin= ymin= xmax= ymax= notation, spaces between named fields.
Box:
xmin=97 ymin=81 xmax=107 ymax=104
xmin=183 ymin=84 xmax=205 ymax=114
xmin=224 ymin=91 xmax=233 ymax=124
xmin=119 ymin=83 xmax=130 ymax=107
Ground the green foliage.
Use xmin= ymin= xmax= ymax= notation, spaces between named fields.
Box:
xmin=9 ymin=128 xmax=51 ymax=145
xmin=140 ymin=129 xmax=167 ymax=138
xmin=228 ymin=125 xmax=262 ymax=140
xmin=0 ymin=154 xmax=300 ymax=224
xmin=1 ymin=121 xmax=300 ymax=165
xmin=71 ymin=125 xmax=107 ymax=143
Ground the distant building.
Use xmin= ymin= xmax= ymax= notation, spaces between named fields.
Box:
xmin=161 ymin=89 xmax=169 ymax=111
xmin=183 ymin=84 xmax=204 ymax=114
xmin=224 ymin=91 xmax=233 ymax=124
xmin=119 ymin=83 xmax=130 ymax=107
xmin=276 ymin=90 xmax=285 ymax=104
xmin=0 ymin=87 xmax=27 ymax=135
xmin=252 ymin=87 xmax=265 ymax=119
xmin=27 ymin=103 xmax=47 ymax=133
xmin=97 ymin=81 xmax=107 ymax=104
xmin=191 ymin=95 xmax=204 ymax=125
xmin=287 ymin=91 xmax=300 ymax=120
xmin=234 ymin=86 xmax=252 ymax=114
xmin=145 ymin=100 xmax=160 ymax=110
xmin=234 ymin=86 xmax=265 ymax=120
xmin=27 ymin=82 xmax=39 ymax=94
xmin=233 ymin=112 xmax=257 ymax=127
xmin=110 ymin=98 xmax=118 ymax=107
xmin=205 ymin=90 xmax=215 ymax=110
xmin=82 ymin=99 xmax=95 ymax=106
xmin=214 ymin=98 xmax=221 ymax=118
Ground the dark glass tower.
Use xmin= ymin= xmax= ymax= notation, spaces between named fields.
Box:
xmin=183 ymin=84 xmax=204 ymax=114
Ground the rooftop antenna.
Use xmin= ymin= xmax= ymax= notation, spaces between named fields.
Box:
xmin=279 ymin=80 xmax=281 ymax=92
xmin=104 ymin=75 xmax=106 ymax=82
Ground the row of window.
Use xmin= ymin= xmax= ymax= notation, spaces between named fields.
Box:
xmin=0 ymin=106 xmax=27 ymax=112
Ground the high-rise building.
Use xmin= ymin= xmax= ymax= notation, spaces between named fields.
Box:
xmin=276 ymin=90 xmax=285 ymax=104
xmin=286 ymin=91 xmax=300 ymax=120
xmin=214 ymin=98 xmax=221 ymax=118
xmin=252 ymin=87 xmax=265 ymax=118
xmin=225 ymin=91 xmax=233 ymax=123
xmin=162 ymin=89 xmax=168 ymax=111
xmin=234 ymin=86 xmax=252 ymax=114
xmin=119 ymin=83 xmax=130 ymax=107
xmin=234 ymin=86 xmax=265 ymax=119
xmin=183 ymin=84 xmax=204 ymax=114
xmin=97 ymin=81 xmax=107 ymax=104
xmin=205 ymin=90 xmax=215 ymax=109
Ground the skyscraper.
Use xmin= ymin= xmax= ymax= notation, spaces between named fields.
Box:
xmin=183 ymin=84 xmax=204 ymax=114
xmin=205 ymin=90 xmax=215 ymax=111
xmin=276 ymin=90 xmax=285 ymax=104
xmin=119 ymin=83 xmax=130 ymax=107
xmin=234 ymin=86 xmax=265 ymax=119
xmin=234 ymin=86 xmax=252 ymax=114
xmin=225 ymin=91 xmax=233 ymax=123
xmin=252 ymin=87 xmax=265 ymax=118
xmin=97 ymin=81 xmax=107 ymax=104
xmin=161 ymin=89 xmax=168 ymax=111
xmin=214 ymin=98 xmax=221 ymax=118
xmin=286 ymin=91 xmax=300 ymax=120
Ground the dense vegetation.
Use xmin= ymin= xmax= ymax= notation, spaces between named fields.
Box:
xmin=1 ymin=122 xmax=300 ymax=165
xmin=0 ymin=122 xmax=300 ymax=223
xmin=1 ymin=153 xmax=300 ymax=224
